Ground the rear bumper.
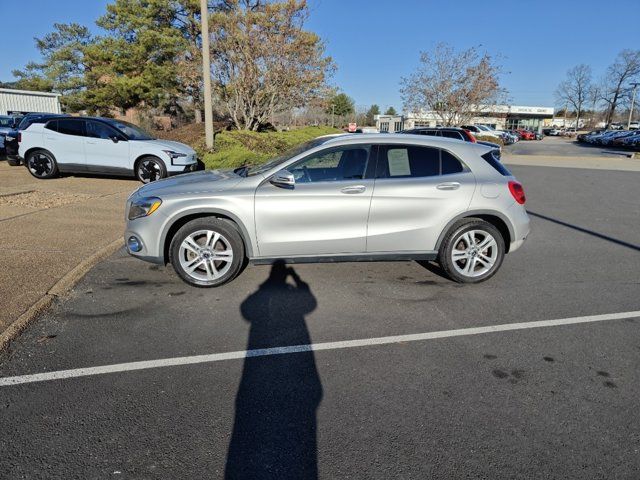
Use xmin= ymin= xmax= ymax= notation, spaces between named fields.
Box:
xmin=507 ymin=203 xmax=530 ymax=253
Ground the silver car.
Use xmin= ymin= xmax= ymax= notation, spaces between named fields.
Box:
xmin=124 ymin=134 xmax=530 ymax=287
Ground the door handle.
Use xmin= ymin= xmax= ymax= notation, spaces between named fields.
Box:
xmin=436 ymin=182 xmax=460 ymax=190
xmin=340 ymin=185 xmax=366 ymax=194
xmin=86 ymin=141 xmax=96 ymax=145
xmin=45 ymin=136 xmax=55 ymax=140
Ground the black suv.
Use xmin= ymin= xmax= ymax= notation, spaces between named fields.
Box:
xmin=400 ymin=127 xmax=502 ymax=151
xmin=4 ymin=113 xmax=68 ymax=166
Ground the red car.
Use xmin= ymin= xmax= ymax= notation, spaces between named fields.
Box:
xmin=517 ymin=129 xmax=536 ymax=140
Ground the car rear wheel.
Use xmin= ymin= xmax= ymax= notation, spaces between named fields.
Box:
xmin=169 ymin=218 xmax=245 ymax=288
xmin=26 ymin=149 xmax=58 ymax=179
xmin=438 ymin=219 xmax=505 ymax=283
xmin=136 ymin=156 xmax=167 ymax=183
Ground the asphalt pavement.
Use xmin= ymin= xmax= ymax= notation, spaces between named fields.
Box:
xmin=1 ymin=163 xmax=640 ymax=479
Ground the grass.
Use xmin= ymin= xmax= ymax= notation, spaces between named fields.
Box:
xmin=202 ymin=126 xmax=341 ymax=169
xmin=156 ymin=124 xmax=341 ymax=170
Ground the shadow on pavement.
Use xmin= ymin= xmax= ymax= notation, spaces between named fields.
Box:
xmin=528 ymin=211 xmax=640 ymax=252
xmin=225 ymin=260 xmax=322 ymax=479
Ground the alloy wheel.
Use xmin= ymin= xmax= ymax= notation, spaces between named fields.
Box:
xmin=138 ymin=159 xmax=162 ymax=183
xmin=450 ymin=229 xmax=499 ymax=278
xmin=28 ymin=152 xmax=54 ymax=178
xmin=178 ymin=229 xmax=234 ymax=282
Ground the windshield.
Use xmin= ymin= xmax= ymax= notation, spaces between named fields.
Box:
xmin=0 ymin=117 xmax=13 ymax=128
xmin=105 ymin=119 xmax=155 ymax=140
xmin=244 ymin=137 xmax=334 ymax=177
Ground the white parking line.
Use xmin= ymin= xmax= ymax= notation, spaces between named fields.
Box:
xmin=1 ymin=310 xmax=639 ymax=387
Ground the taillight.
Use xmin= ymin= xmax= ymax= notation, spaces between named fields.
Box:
xmin=17 ymin=132 xmax=21 ymax=143
xmin=508 ymin=181 xmax=526 ymax=205
xmin=462 ymin=129 xmax=477 ymax=143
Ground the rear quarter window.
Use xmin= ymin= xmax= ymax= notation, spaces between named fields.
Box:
xmin=481 ymin=150 xmax=512 ymax=176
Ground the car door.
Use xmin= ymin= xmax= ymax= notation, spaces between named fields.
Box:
xmin=43 ymin=118 xmax=86 ymax=170
xmin=84 ymin=120 xmax=131 ymax=174
xmin=366 ymin=144 xmax=476 ymax=253
xmin=254 ymin=144 xmax=375 ymax=257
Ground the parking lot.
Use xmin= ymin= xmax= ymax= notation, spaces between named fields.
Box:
xmin=1 ymin=155 xmax=639 ymax=478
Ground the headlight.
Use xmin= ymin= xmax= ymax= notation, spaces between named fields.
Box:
xmin=163 ymin=150 xmax=187 ymax=159
xmin=128 ymin=197 xmax=162 ymax=220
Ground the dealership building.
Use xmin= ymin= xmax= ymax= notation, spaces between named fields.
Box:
xmin=377 ymin=105 xmax=555 ymax=133
xmin=0 ymin=88 xmax=62 ymax=116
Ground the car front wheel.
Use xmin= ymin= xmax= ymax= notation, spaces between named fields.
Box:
xmin=438 ymin=219 xmax=505 ymax=283
xmin=169 ymin=217 xmax=246 ymax=287
xmin=136 ymin=156 xmax=167 ymax=183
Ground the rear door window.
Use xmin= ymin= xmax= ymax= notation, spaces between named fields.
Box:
xmin=44 ymin=120 xmax=58 ymax=132
xmin=57 ymin=119 xmax=85 ymax=137
xmin=376 ymin=145 xmax=465 ymax=178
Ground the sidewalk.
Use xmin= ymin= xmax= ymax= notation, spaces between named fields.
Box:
xmin=0 ymin=161 xmax=137 ymax=338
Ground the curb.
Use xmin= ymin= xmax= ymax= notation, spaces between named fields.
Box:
xmin=0 ymin=238 xmax=124 ymax=352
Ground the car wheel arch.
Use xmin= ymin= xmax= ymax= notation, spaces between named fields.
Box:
xmin=435 ymin=210 xmax=514 ymax=254
xmin=162 ymin=209 xmax=254 ymax=264
xmin=24 ymin=147 xmax=55 ymax=164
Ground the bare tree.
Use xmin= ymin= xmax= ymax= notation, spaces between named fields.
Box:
xmin=209 ymin=0 xmax=334 ymax=130
xmin=555 ymin=64 xmax=592 ymax=129
xmin=600 ymin=49 xmax=640 ymax=127
xmin=400 ymin=43 xmax=506 ymax=126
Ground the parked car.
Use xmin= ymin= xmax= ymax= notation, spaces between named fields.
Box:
xmin=0 ymin=115 xmax=15 ymax=157
xmin=4 ymin=112 xmax=68 ymax=166
xmin=516 ymin=129 xmax=536 ymax=140
xmin=400 ymin=127 xmax=502 ymax=156
xmin=460 ymin=125 xmax=502 ymax=140
xmin=125 ymin=134 xmax=530 ymax=287
xmin=601 ymin=130 xmax=635 ymax=146
xmin=543 ymin=128 xmax=560 ymax=136
xmin=577 ymin=130 xmax=604 ymax=142
xmin=612 ymin=130 xmax=640 ymax=147
xmin=18 ymin=116 xmax=199 ymax=182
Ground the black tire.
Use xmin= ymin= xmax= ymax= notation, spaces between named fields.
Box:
xmin=7 ymin=157 xmax=21 ymax=166
xmin=135 ymin=156 xmax=167 ymax=183
xmin=169 ymin=217 xmax=246 ymax=288
xmin=438 ymin=218 xmax=505 ymax=284
xmin=25 ymin=149 xmax=59 ymax=179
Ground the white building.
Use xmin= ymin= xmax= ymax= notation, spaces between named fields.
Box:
xmin=0 ymin=88 xmax=62 ymax=115
xmin=376 ymin=105 xmax=555 ymax=133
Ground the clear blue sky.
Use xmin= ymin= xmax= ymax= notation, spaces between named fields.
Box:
xmin=2 ymin=0 xmax=639 ymax=112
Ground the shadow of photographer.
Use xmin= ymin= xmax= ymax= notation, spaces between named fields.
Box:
xmin=225 ymin=261 xmax=322 ymax=479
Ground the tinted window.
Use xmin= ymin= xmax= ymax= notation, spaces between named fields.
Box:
xmin=103 ymin=119 xmax=154 ymax=140
xmin=441 ymin=130 xmax=464 ymax=140
xmin=481 ymin=150 xmax=511 ymax=176
xmin=57 ymin=119 xmax=85 ymax=137
xmin=377 ymin=145 xmax=440 ymax=178
xmin=290 ymin=146 xmax=370 ymax=183
xmin=441 ymin=150 xmax=464 ymax=174
xmin=44 ymin=120 xmax=58 ymax=132
xmin=87 ymin=121 xmax=118 ymax=139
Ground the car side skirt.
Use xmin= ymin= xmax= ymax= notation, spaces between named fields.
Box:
xmin=250 ymin=251 xmax=438 ymax=265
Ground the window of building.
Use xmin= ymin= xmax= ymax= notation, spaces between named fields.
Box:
xmin=379 ymin=122 xmax=389 ymax=132
xmin=393 ymin=121 xmax=403 ymax=132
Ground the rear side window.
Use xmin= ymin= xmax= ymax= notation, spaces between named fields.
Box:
xmin=44 ymin=120 xmax=58 ymax=132
xmin=481 ymin=150 xmax=512 ymax=176
xmin=57 ymin=119 xmax=85 ymax=137
xmin=440 ymin=130 xmax=464 ymax=140
xmin=376 ymin=145 xmax=465 ymax=178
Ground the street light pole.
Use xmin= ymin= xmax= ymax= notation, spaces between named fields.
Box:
xmin=627 ymin=82 xmax=639 ymax=130
xmin=200 ymin=0 xmax=214 ymax=149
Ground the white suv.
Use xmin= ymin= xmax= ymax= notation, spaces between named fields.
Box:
xmin=19 ymin=116 xmax=198 ymax=183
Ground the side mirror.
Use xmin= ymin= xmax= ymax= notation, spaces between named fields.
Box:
xmin=270 ymin=169 xmax=295 ymax=188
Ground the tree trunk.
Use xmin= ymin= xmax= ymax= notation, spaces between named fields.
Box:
xmin=195 ymin=107 xmax=202 ymax=124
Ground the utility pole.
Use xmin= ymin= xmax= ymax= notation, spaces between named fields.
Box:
xmin=627 ymin=82 xmax=639 ymax=130
xmin=200 ymin=0 xmax=214 ymax=149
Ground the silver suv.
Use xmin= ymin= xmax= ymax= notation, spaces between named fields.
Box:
xmin=124 ymin=134 xmax=530 ymax=287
